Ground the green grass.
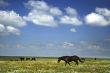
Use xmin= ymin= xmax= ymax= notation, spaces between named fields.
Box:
xmin=0 ymin=59 xmax=110 ymax=73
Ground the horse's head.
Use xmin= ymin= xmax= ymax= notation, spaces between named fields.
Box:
xmin=81 ymin=58 xmax=85 ymax=63
xmin=57 ymin=57 xmax=61 ymax=63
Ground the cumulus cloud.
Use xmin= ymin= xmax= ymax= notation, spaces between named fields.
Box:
xmin=6 ymin=26 xmax=20 ymax=35
xmin=0 ymin=10 xmax=26 ymax=36
xmin=0 ymin=25 xmax=20 ymax=36
xmin=0 ymin=0 xmax=10 ymax=7
xmin=23 ymin=10 xmax=57 ymax=27
xmin=85 ymin=7 xmax=110 ymax=26
xmin=50 ymin=7 xmax=62 ymax=16
xmin=60 ymin=15 xmax=82 ymax=26
xmin=24 ymin=0 xmax=49 ymax=11
xmin=70 ymin=28 xmax=76 ymax=32
xmin=60 ymin=7 xmax=82 ymax=26
xmin=24 ymin=0 xmax=58 ymax=27
xmin=0 ymin=10 xmax=26 ymax=27
xmin=96 ymin=7 xmax=110 ymax=17
xmin=85 ymin=13 xmax=108 ymax=26
xmin=24 ymin=0 xmax=82 ymax=27
xmin=65 ymin=7 xmax=77 ymax=16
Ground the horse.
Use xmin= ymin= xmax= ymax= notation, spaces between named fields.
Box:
xmin=57 ymin=55 xmax=84 ymax=66
xmin=20 ymin=57 xmax=25 ymax=61
xmin=94 ymin=58 xmax=97 ymax=60
xmin=26 ymin=58 xmax=30 ymax=61
xmin=31 ymin=57 xmax=36 ymax=61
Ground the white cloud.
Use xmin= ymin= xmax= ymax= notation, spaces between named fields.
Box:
xmin=50 ymin=7 xmax=62 ymax=16
xmin=0 ymin=25 xmax=20 ymax=36
xmin=87 ymin=45 xmax=101 ymax=50
xmin=23 ymin=10 xmax=57 ymax=27
xmin=65 ymin=7 xmax=77 ymax=16
xmin=24 ymin=1 xmax=58 ymax=27
xmin=0 ymin=24 xmax=5 ymax=32
xmin=60 ymin=16 xmax=82 ymax=26
xmin=0 ymin=10 xmax=26 ymax=27
xmin=24 ymin=0 xmax=82 ymax=28
xmin=57 ymin=41 xmax=105 ymax=52
xmin=70 ymin=28 xmax=76 ymax=32
xmin=96 ymin=7 xmax=110 ymax=17
xmin=59 ymin=7 xmax=82 ymax=26
xmin=85 ymin=13 xmax=108 ymax=26
xmin=0 ymin=10 xmax=26 ymax=36
xmin=6 ymin=26 xmax=20 ymax=35
xmin=61 ymin=42 xmax=74 ymax=49
xmin=85 ymin=8 xmax=110 ymax=26
xmin=25 ymin=0 xmax=49 ymax=11
xmin=78 ymin=41 xmax=105 ymax=51
xmin=0 ymin=0 xmax=9 ymax=7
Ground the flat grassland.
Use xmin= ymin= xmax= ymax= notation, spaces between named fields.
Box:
xmin=0 ymin=58 xmax=110 ymax=73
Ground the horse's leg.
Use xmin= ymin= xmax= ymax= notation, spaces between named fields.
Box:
xmin=68 ymin=62 xmax=71 ymax=66
xmin=75 ymin=60 xmax=79 ymax=65
xmin=65 ymin=62 xmax=67 ymax=66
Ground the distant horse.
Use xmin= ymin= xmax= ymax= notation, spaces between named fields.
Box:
xmin=94 ymin=58 xmax=97 ymax=60
xmin=26 ymin=58 xmax=30 ymax=61
xmin=20 ymin=57 xmax=24 ymax=61
xmin=57 ymin=55 xmax=84 ymax=66
xmin=31 ymin=57 xmax=36 ymax=61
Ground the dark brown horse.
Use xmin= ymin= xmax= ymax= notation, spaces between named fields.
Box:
xmin=57 ymin=55 xmax=84 ymax=66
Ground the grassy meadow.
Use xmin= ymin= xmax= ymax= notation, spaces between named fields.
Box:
xmin=0 ymin=57 xmax=110 ymax=73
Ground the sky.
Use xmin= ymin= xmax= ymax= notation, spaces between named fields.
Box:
xmin=0 ymin=0 xmax=110 ymax=58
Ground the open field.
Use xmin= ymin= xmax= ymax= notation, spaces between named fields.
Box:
xmin=0 ymin=58 xmax=110 ymax=73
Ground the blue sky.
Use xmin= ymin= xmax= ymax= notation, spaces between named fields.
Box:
xmin=0 ymin=0 xmax=110 ymax=58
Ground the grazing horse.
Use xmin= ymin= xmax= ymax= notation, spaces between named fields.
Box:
xmin=31 ymin=57 xmax=36 ymax=61
xmin=20 ymin=57 xmax=24 ymax=61
xmin=26 ymin=58 xmax=30 ymax=61
xmin=57 ymin=55 xmax=84 ymax=66
xmin=94 ymin=58 xmax=97 ymax=60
